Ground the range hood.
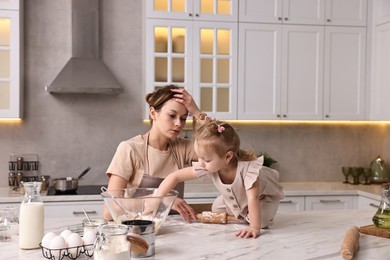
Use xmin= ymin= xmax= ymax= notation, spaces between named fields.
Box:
xmin=46 ymin=0 xmax=122 ymax=94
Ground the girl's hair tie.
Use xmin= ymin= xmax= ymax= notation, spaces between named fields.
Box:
xmin=217 ymin=125 xmax=225 ymax=133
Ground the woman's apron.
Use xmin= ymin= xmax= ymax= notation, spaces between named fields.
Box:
xmin=138 ymin=133 xmax=185 ymax=198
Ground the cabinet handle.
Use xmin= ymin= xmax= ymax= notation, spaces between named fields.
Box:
xmin=280 ymin=200 xmax=293 ymax=204
xmin=327 ymin=19 xmax=331 ymax=22
xmin=284 ymin=17 xmax=288 ymax=21
xmin=73 ymin=210 xmax=97 ymax=215
xmin=369 ymin=203 xmax=379 ymax=208
xmin=278 ymin=17 xmax=282 ymax=21
xmin=277 ymin=114 xmax=281 ymax=118
xmin=283 ymin=114 xmax=287 ymax=118
xmin=319 ymin=199 xmax=341 ymax=203
xmin=189 ymin=13 xmax=192 ymax=17
xmin=325 ymin=115 xmax=329 ymax=118
xmin=195 ymin=13 xmax=199 ymax=17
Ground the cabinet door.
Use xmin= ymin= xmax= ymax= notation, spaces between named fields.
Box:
xmin=374 ymin=0 xmax=390 ymax=25
xmin=305 ymin=196 xmax=354 ymax=210
xmin=283 ymin=0 xmax=325 ymax=25
xmin=145 ymin=19 xmax=194 ymax=117
xmin=238 ymin=23 xmax=282 ymax=119
xmin=44 ymin=201 xmax=104 ymax=218
xmin=146 ymin=0 xmax=193 ymax=20
xmin=193 ymin=21 xmax=237 ymax=119
xmin=278 ymin=196 xmax=305 ymax=212
xmin=0 ymin=0 xmax=19 ymax=10
xmin=239 ymin=0 xmax=283 ymax=23
xmin=146 ymin=0 xmax=238 ymax=22
xmin=325 ymin=0 xmax=367 ymax=26
xmin=358 ymin=196 xmax=380 ymax=210
xmin=323 ymin=27 xmax=366 ymax=120
xmin=371 ymin=22 xmax=390 ymax=120
xmin=281 ymin=25 xmax=324 ymax=120
xmin=0 ymin=9 xmax=22 ymax=119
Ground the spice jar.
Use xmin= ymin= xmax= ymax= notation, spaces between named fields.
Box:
xmin=94 ymin=224 xmax=130 ymax=260
xmin=372 ymin=183 xmax=390 ymax=229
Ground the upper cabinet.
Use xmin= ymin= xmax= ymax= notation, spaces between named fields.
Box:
xmin=237 ymin=0 xmax=368 ymax=120
xmin=0 ymin=0 xmax=22 ymax=119
xmin=239 ymin=0 xmax=367 ymax=26
xmin=325 ymin=0 xmax=367 ymax=26
xmin=239 ymin=0 xmax=325 ymax=25
xmin=145 ymin=0 xmax=238 ymax=119
xmin=146 ymin=0 xmax=238 ymax=22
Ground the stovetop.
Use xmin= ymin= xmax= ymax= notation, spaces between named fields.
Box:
xmin=46 ymin=185 xmax=106 ymax=196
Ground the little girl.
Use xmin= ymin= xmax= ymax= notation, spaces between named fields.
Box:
xmin=156 ymin=120 xmax=284 ymax=238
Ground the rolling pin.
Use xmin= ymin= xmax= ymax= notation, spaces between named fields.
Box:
xmin=340 ymin=226 xmax=360 ymax=260
xmin=196 ymin=211 xmax=237 ymax=224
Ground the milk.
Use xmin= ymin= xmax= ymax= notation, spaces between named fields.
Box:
xmin=19 ymin=202 xmax=44 ymax=249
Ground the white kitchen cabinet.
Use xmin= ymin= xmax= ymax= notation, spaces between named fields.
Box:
xmin=0 ymin=0 xmax=22 ymax=119
xmin=146 ymin=0 xmax=238 ymax=22
xmin=325 ymin=0 xmax=367 ymax=26
xmin=277 ymin=196 xmax=305 ymax=212
xmin=374 ymin=0 xmax=390 ymax=25
xmin=305 ymin=195 xmax=355 ymax=210
xmin=371 ymin=22 xmax=390 ymax=120
xmin=239 ymin=0 xmax=325 ymax=25
xmin=239 ymin=0 xmax=367 ymax=26
xmin=238 ymin=23 xmax=324 ymax=120
xmin=146 ymin=2 xmax=238 ymax=119
xmin=358 ymin=195 xmax=380 ymax=210
xmin=323 ymin=26 xmax=366 ymax=120
xmin=44 ymin=200 xmax=104 ymax=218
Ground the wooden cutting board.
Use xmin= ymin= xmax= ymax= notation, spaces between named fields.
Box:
xmin=359 ymin=225 xmax=390 ymax=238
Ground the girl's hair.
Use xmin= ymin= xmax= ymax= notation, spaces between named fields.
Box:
xmin=145 ymin=85 xmax=182 ymax=124
xmin=195 ymin=121 xmax=256 ymax=166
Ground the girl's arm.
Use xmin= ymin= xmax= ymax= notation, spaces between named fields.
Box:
xmin=235 ymin=179 xmax=261 ymax=239
xmin=157 ymin=167 xmax=198 ymax=222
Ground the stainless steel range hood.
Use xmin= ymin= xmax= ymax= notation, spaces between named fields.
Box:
xmin=46 ymin=0 xmax=122 ymax=94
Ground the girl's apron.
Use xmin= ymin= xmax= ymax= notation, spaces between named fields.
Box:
xmin=138 ymin=133 xmax=185 ymax=198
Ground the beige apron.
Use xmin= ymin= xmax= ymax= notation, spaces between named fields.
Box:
xmin=138 ymin=133 xmax=185 ymax=198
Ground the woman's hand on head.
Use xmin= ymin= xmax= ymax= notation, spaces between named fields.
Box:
xmin=171 ymin=197 xmax=198 ymax=223
xmin=235 ymin=227 xmax=260 ymax=239
xmin=171 ymin=88 xmax=201 ymax=117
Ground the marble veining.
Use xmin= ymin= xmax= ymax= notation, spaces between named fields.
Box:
xmin=0 ymin=209 xmax=389 ymax=259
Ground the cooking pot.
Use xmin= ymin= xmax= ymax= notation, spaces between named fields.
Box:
xmin=53 ymin=167 xmax=91 ymax=193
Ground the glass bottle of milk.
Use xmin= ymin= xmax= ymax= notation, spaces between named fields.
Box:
xmin=19 ymin=182 xmax=44 ymax=249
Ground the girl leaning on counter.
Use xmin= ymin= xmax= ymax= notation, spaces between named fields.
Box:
xmin=103 ymin=85 xmax=207 ymax=221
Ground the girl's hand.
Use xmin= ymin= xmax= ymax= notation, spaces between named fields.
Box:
xmin=171 ymin=197 xmax=198 ymax=223
xmin=171 ymin=88 xmax=201 ymax=117
xmin=235 ymin=227 xmax=260 ymax=239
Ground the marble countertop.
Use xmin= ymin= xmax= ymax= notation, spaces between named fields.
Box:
xmin=0 ymin=181 xmax=383 ymax=204
xmin=1 ymin=209 xmax=388 ymax=260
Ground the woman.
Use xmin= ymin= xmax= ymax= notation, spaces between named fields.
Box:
xmin=103 ymin=85 xmax=207 ymax=221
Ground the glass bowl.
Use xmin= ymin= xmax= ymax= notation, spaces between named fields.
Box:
xmin=101 ymin=188 xmax=178 ymax=233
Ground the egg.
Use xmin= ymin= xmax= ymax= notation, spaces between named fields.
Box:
xmin=66 ymin=232 xmax=84 ymax=257
xmin=83 ymin=230 xmax=96 ymax=250
xmin=41 ymin=231 xmax=57 ymax=248
xmin=49 ymin=235 xmax=67 ymax=260
xmin=60 ymin=229 xmax=72 ymax=240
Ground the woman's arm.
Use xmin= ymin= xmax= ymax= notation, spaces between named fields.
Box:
xmin=235 ymin=179 xmax=261 ymax=239
xmin=157 ymin=167 xmax=198 ymax=222
xmin=103 ymin=174 xmax=128 ymax=220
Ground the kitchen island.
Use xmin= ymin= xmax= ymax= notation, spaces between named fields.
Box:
xmin=1 ymin=209 xmax=389 ymax=260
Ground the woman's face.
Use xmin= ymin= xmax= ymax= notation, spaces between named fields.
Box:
xmin=151 ymin=99 xmax=188 ymax=139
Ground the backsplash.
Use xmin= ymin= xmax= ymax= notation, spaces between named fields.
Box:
xmin=1 ymin=0 xmax=390 ymax=187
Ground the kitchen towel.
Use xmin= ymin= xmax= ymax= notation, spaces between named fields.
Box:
xmin=340 ymin=226 xmax=360 ymax=260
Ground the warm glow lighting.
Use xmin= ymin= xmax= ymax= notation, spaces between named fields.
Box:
xmin=0 ymin=18 xmax=11 ymax=46
xmin=143 ymin=119 xmax=390 ymax=127
xmin=0 ymin=118 xmax=22 ymax=123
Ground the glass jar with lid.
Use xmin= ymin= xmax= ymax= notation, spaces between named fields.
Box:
xmin=94 ymin=224 xmax=130 ymax=260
